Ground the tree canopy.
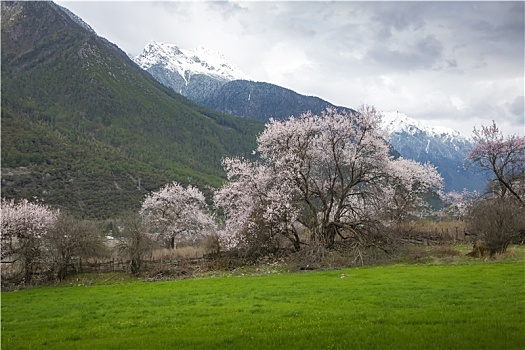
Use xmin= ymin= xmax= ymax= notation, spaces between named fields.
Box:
xmin=215 ymin=106 xmax=443 ymax=252
xmin=468 ymin=121 xmax=525 ymax=205
xmin=140 ymin=182 xmax=216 ymax=249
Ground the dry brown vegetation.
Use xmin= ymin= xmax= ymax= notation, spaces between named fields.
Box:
xmin=394 ymin=220 xmax=469 ymax=244
xmin=3 ymin=218 xmax=524 ymax=291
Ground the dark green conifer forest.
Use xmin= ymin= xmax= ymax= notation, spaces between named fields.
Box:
xmin=1 ymin=1 xmax=264 ymax=218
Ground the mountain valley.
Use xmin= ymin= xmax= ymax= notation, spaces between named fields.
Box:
xmin=1 ymin=1 xmax=487 ymax=221
xmin=134 ymin=40 xmax=485 ymax=193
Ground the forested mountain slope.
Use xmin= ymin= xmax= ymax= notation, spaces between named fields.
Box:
xmin=1 ymin=1 xmax=263 ymax=219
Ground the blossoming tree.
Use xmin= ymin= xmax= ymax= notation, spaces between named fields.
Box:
xmin=466 ymin=121 xmax=525 ymax=254
xmin=215 ymin=106 xmax=443 ymax=251
xmin=215 ymin=157 xmax=301 ymax=252
xmin=1 ymin=198 xmax=60 ymax=281
xmin=140 ymin=182 xmax=216 ymax=249
xmin=468 ymin=121 xmax=525 ymax=205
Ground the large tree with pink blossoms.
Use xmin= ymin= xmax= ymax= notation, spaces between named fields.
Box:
xmin=215 ymin=106 xmax=443 ymax=252
xmin=215 ymin=157 xmax=301 ymax=253
xmin=1 ymin=198 xmax=60 ymax=281
xmin=466 ymin=121 xmax=525 ymax=255
xmin=140 ymin=182 xmax=216 ymax=249
xmin=467 ymin=121 xmax=525 ymax=205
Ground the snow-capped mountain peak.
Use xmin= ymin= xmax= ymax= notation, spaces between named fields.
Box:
xmin=379 ymin=111 xmax=486 ymax=192
xmin=381 ymin=111 xmax=462 ymax=141
xmin=134 ymin=41 xmax=250 ymax=84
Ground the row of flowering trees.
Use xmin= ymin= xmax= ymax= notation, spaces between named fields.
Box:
xmin=0 ymin=106 xmax=444 ymax=277
xmin=137 ymin=106 xmax=444 ymax=257
xmin=3 ymin=106 xmax=522 ymax=281
xmin=115 ymin=108 xmax=525 ymax=258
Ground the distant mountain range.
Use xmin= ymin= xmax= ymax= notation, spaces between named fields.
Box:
xmin=133 ymin=41 xmax=486 ymax=193
xmin=134 ymin=41 xmax=250 ymax=105
xmin=133 ymin=41 xmax=349 ymax=121
xmin=381 ymin=112 xmax=486 ymax=192
xmin=1 ymin=1 xmax=486 ymax=221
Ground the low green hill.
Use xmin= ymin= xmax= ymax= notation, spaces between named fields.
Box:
xmin=1 ymin=1 xmax=263 ymax=218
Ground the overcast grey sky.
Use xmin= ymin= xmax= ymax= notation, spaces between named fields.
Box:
xmin=56 ymin=1 xmax=524 ymax=137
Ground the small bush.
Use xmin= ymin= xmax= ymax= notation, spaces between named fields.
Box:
xmin=115 ymin=213 xmax=155 ymax=275
xmin=466 ymin=240 xmax=488 ymax=258
xmin=467 ymin=198 xmax=525 ymax=256
xmin=203 ymin=233 xmax=221 ymax=255
xmin=43 ymin=215 xmax=108 ymax=281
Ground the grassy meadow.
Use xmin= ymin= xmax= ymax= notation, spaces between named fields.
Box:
xmin=2 ymin=254 xmax=524 ymax=350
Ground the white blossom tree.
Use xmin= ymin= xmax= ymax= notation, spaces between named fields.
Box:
xmin=381 ymin=157 xmax=444 ymax=223
xmin=439 ymin=190 xmax=477 ymax=221
xmin=215 ymin=106 xmax=443 ymax=251
xmin=1 ymin=198 xmax=60 ymax=281
xmin=215 ymin=158 xmax=301 ymax=253
xmin=140 ymin=182 xmax=216 ymax=249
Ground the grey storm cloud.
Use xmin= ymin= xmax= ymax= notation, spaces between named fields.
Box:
xmin=56 ymin=1 xmax=524 ymax=137
xmin=366 ymin=35 xmax=444 ymax=71
xmin=369 ymin=2 xmax=426 ymax=38
xmin=508 ymin=96 xmax=525 ymax=117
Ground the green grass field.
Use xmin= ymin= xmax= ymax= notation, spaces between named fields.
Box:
xmin=2 ymin=260 xmax=524 ymax=349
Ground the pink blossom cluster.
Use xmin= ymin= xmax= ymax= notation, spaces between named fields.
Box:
xmin=140 ymin=182 xmax=215 ymax=243
xmin=215 ymin=106 xmax=443 ymax=249
xmin=468 ymin=121 xmax=525 ymax=204
xmin=1 ymin=198 xmax=60 ymax=259
xmin=439 ymin=190 xmax=478 ymax=220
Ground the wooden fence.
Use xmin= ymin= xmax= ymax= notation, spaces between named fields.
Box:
xmin=398 ymin=226 xmax=471 ymax=246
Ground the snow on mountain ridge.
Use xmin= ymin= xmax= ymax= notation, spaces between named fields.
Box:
xmin=56 ymin=4 xmax=96 ymax=34
xmin=134 ymin=41 xmax=250 ymax=85
xmin=380 ymin=111 xmax=484 ymax=192
xmin=381 ymin=111 xmax=463 ymax=140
